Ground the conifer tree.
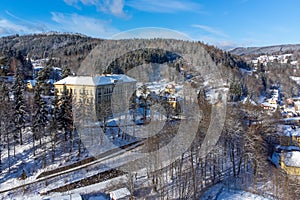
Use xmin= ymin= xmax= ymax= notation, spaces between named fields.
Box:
xmin=49 ymin=89 xmax=60 ymax=162
xmin=62 ymin=66 xmax=72 ymax=78
xmin=0 ymin=82 xmax=13 ymax=171
xmin=75 ymin=86 xmax=98 ymax=155
xmin=0 ymin=83 xmax=12 ymax=171
xmin=36 ymin=65 xmax=51 ymax=95
xmin=57 ymin=85 xmax=73 ymax=141
xmin=12 ymin=72 xmax=27 ymax=145
xmin=32 ymin=83 xmax=48 ymax=155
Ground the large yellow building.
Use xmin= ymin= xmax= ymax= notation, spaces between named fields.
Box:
xmin=280 ymin=151 xmax=300 ymax=175
xmin=54 ymin=74 xmax=136 ymax=118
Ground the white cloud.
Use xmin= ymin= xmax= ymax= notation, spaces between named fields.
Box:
xmin=192 ymin=24 xmax=227 ymax=38
xmin=196 ymin=36 xmax=240 ymax=50
xmin=126 ymin=0 xmax=203 ymax=13
xmin=190 ymin=24 xmax=237 ymax=49
xmin=51 ymin=12 xmax=118 ymax=38
xmin=63 ymin=0 xmax=127 ymax=17
xmin=109 ymin=0 xmax=126 ymax=17
xmin=0 ymin=18 xmax=47 ymax=35
xmin=64 ymin=0 xmax=81 ymax=5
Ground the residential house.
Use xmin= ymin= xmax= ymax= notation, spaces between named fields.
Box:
xmin=261 ymin=102 xmax=277 ymax=111
xmin=165 ymin=84 xmax=176 ymax=94
xmin=278 ymin=125 xmax=300 ymax=147
xmin=271 ymin=147 xmax=300 ymax=176
xmin=280 ymin=151 xmax=300 ymax=176
xmin=295 ymin=101 xmax=300 ymax=112
xmin=26 ymin=80 xmax=37 ymax=90
xmin=267 ymin=98 xmax=277 ymax=105
xmin=270 ymin=125 xmax=300 ymax=175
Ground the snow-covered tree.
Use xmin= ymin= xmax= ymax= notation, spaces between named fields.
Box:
xmin=0 ymin=82 xmax=13 ymax=171
xmin=32 ymin=83 xmax=48 ymax=156
xmin=49 ymin=89 xmax=60 ymax=162
xmin=0 ymin=83 xmax=10 ymax=170
xmin=62 ymin=66 xmax=72 ymax=78
xmin=57 ymin=85 xmax=73 ymax=141
xmin=73 ymin=86 xmax=90 ymax=156
xmin=12 ymin=72 xmax=27 ymax=145
xmin=36 ymin=65 xmax=51 ymax=95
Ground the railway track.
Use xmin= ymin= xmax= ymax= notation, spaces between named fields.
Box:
xmin=41 ymin=168 xmax=125 ymax=195
xmin=0 ymin=140 xmax=144 ymax=195
xmin=36 ymin=140 xmax=142 ymax=179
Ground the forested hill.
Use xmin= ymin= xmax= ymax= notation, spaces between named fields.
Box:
xmin=0 ymin=33 xmax=248 ymax=74
xmin=230 ymin=44 xmax=300 ymax=56
xmin=0 ymin=33 xmax=102 ymax=72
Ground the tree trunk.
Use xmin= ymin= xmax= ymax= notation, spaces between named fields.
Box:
xmin=19 ymin=128 xmax=23 ymax=145
xmin=7 ymin=131 xmax=10 ymax=172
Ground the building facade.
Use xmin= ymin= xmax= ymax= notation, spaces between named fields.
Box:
xmin=54 ymin=74 xmax=136 ymax=119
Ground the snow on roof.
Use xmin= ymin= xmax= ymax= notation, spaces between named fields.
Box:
xmin=110 ymin=187 xmax=130 ymax=199
xmin=54 ymin=76 xmax=94 ymax=85
xmin=54 ymin=74 xmax=136 ymax=86
xmin=284 ymin=151 xmax=300 ymax=167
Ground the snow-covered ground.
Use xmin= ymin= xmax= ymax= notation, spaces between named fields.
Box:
xmin=201 ymin=183 xmax=271 ymax=200
xmin=0 ymin=116 xmax=142 ymax=198
xmin=0 ymin=105 xmax=174 ymax=199
xmin=216 ymin=189 xmax=271 ymax=200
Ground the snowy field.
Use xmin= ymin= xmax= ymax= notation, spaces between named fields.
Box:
xmin=201 ymin=183 xmax=271 ymax=200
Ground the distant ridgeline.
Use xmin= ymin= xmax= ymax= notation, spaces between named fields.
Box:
xmin=0 ymin=34 xmax=248 ymax=73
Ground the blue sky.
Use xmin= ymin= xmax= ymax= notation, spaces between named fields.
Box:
xmin=0 ymin=0 xmax=299 ymax=49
